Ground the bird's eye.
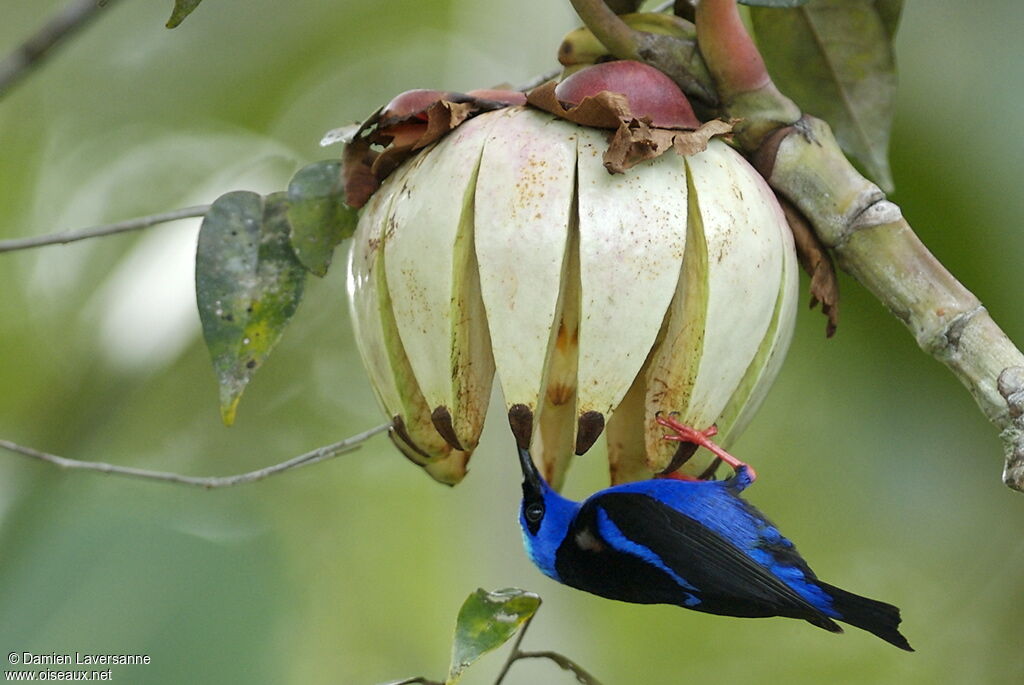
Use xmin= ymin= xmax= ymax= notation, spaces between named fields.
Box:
xmin=525 ymin=502 xmax=544 ymax=523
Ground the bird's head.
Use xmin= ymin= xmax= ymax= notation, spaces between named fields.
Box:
xmin=517 ymin=447 xmax=579 ymax=580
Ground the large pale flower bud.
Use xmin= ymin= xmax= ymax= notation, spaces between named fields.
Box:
xmin=346 ymin=61 xmax=797 ymax=487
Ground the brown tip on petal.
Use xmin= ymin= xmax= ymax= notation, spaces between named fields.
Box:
xmin=508 ymin=404 xmax=534 ymax=450
xmin=388 ymin=423 xmax=434 ymax=463
xmin=575 ymin=411 xmax=605 ymax=455
xmin=660 ymin=441 xmax=699 ymax=475
xmin=430 ymin=406 xmax=465 ymax=451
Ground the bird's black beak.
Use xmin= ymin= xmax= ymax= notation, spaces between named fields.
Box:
xmin=518 ymin=447 xmax=543 ymax=496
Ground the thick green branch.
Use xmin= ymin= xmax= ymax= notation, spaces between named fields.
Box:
xmin=756 ymin=117 xmax=1024 ymax=492
xmin=690 ymin=0 xmax=1024 ymax=491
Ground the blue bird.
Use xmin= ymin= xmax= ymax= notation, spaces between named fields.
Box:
xmin=517 ymin=414 xmax=912 ymax=651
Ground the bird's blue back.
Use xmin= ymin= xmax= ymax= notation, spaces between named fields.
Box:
xmin=595 ymin=475 xmax=837 ymax=615
xmin=522 ymin=470 xmax=836 ymax=616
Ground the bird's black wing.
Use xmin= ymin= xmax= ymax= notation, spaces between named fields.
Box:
xmin=584 ymin=492 xmax=841 ymax=630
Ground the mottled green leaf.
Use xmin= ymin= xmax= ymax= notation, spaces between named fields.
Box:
xmin=166 ymin=0 xmax=205 ymax=28
xmin=740 ymin=0 xmax=809 ymax=7
xmin=446 ymin=588 xmax=541 ymax=684
xmin=196 ymin=191 xmax=307 ymax=425
xmin=286 ymin=160 xmax=356 ymax=277
xmin=751 ymin=0 xmax=898 ymax=191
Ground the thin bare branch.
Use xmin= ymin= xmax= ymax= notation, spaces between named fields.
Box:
xmin=494 ymin=614 xmax=603 ymax=685
xmin=514 ymin=651 xmax=604 ymax=685
xmin=493 ymin=615 xmax=535 ymax=685
xmin=0 ymin=0 xmax=124 ymax=99
xmin=0 ymin=423 xmax=392 ymax=488
xmin=0 ymin=205 xmax=210 ymax=254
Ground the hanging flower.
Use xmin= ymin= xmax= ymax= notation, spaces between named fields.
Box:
xmin=345 ymin=60 xmax=797 ymax=488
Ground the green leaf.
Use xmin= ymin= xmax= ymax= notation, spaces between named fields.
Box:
xmin=750 ymin=0 xmax=898 ymax=191
xmin=286 ymin=160 xmax=356 ymax=277
xmin=740 ymin=0 xmax=809 ymax=7
xmin=166 ymin=0 xmax=204 ymax=28
xmin=446 ymin=588 xmax=541 ymax=685
xmin=196 ymin=191 xmax=307 ymax=425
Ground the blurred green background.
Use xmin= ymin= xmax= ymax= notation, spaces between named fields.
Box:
xmin=1 ymin=1 xmax=1021 ymax=683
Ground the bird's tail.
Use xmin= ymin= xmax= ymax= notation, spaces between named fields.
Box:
xmin=818 ymin=582 xmax=914 ymax=651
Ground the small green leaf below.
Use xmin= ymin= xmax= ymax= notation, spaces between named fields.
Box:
xmin=446 ymin=588 xmax=541 ymax=685
xmin=739 ymin=0 xmax=809 ymax=7
xmin=196 ymin=191 xmax=307 ymax=425
xmin=286 ymin=160 xmax=356 ymax=277
xmin=166 ymin=0 xmax=205 ymax=28
xmin=750 ymin=0 xmax=898 ymax=191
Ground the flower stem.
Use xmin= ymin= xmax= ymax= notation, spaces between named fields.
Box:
xmin=694 ymin=0 xmax=799 ymax=147
xmin=568 ymin=0 xmax=717 ymax=105
xmin=568 ymin=0 xmax=642 ymax=60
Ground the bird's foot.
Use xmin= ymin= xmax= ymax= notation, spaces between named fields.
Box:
xmin=655 ymin=413 xmax=757 ymax=484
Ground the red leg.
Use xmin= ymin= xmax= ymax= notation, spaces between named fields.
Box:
xmin=655 ymin=413 xmax=757 ymax=483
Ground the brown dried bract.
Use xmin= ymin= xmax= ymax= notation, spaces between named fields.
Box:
xmin=343 ymin=97 xmax=505 ymax=209
xmin=604 ymin=118 xmax=733 ymax=173
xmin=526 ymin=81 xmax=733 ymax=173
xmin=780 ymin=199 xmax=840 ymax=337
xmin=526 ymin=81 xmax=632 ymax=129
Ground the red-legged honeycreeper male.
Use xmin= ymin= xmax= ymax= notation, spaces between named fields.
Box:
xmin=517 ymin=414 xmax=912 ymax=650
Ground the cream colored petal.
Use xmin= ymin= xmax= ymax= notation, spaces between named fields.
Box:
xmin=474 ymin=107 xmax=578 ymax=439
xmin=643 ymin=159 xmax=709 ymax=472
xmin=644 ymin=140 xmax=783 ymax=471
xmin=386 ymin=434 xmax=469 ymax=487
xmin=685 ymin=144 xmax=784 ymax=424
xmin=606 ymin=356 xmax=655 ymax=485
xmin=532 ymin=396 xmax=577 ymax=491
xmin=530 ymin=213 xmax=581 ymax=490
xmin=348 ymin=166 xmax=410 ymax=420
xmin=575 ymin=126 xmax=688 ymax=433
xmin=717 ymin=179 xmax=799 ymax=446
xmin=384 ymin=114 xmax=498 ymax=452
xmin=347 ymin=162 xmax=468 ymax=482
